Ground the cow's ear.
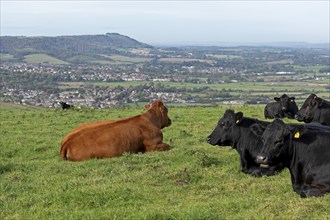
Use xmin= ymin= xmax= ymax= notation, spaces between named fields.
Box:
xmin=155 ymin=100 xmax=165 ymax=112
xmin=315 ymin=97 xmax=323 ymax=107
xmin=235 ymin=112 xmax=243 ymax=124
xmin=250 ymin=124 xmax=265 ymax=137
xmin=289 ymin=97 xmax=295 ymax=102
xmin=289 ymin=125 xmax=304 ymax=139
xmin=274 ymin=97 xmax=280 ymax=101
xmin=145 ymin=103 xmax=152 ymax=110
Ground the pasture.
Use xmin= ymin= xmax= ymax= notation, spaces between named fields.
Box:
xmin=92 ymin=80 xmax=328 ymax=103
xmin=23 ymin=54 xmax=69 ymax=65
xmin=1 ymin=104 xmax=329 ymax=219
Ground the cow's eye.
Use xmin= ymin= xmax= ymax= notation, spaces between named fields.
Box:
xmin=220 ymin=122 xmax=225 ymax=127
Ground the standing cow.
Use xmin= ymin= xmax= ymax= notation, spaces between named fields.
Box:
xmin=206 ymin=109 xmax=284 ymax=176
xmin=253 ymin=119 xmax=330 ymax=197
xmin=60 ymin=100 xmax=172 ymax=161
xmin=264 ymin=94 xmax=298 ymax=119
xmin=295 ymin=94 xmax=330 ymax=125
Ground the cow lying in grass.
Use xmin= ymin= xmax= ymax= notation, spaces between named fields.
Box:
xmin=60 ymin=100 xmax=171 ymax=161
xmin=264 ymin=94 xmax=298 ymax=119
xmin=295 ymin=94 xmax=330 ymax=125
xmin=206 ymin=109 xmax=285 ymax=176
xmin=252 ymin=119 xmax=330 ymax=197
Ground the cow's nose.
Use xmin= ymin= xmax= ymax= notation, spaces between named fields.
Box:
xmin=206 ymin=137 xmax=211 ymax=143
xmin=256 ymin=155 xmax=267 ymax=164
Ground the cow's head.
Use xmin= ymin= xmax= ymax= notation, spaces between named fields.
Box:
xmin=145 ymin=100 xmax=171 ymax=129
xmin=206 ymin=109 xmax=243 ymax=147
xmin=274 ymin=94 xmax=296 ymax=113
xmin=254 ymin=119 xmax=303 ymax=167
xmin=295 ymin=94 xmax=323 ymax=122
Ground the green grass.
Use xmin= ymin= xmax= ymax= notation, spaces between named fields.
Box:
xmin=158 ymin=58 xmax=215 ymax=64
xmin=292 ymin=65 xmax=329 ymax=72
xmin=1 ymin=105 xmax=329 ymax=219
xmin=92 ymin=80 xmax=328 ymax=92
xmin=0 ymin=102 xmax=43 ymax=110
xmin=100 ymin=54 xmax=152 ymax=64
xmin=206 ymin=54 xmax=242 ymax=59
xmin=0 ymin=53 xmax=14 ymax=61
xmin=90 ymin=80 xmax=328 ymax=104
xmin=24 ymin=54 xmax=69 ymax=65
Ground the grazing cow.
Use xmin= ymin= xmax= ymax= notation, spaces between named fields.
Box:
xmin=264 ymin=94 xmax=298 ymax=119
xmin=206 ymin=109 xmax=284 ymax=176
xmin=295 ymin=94 xmax=330 ymax=125
xmin=60 ymin=102 xmax=73 ymax=110
xmin=253 ymin=119 xmax=330 ymax=197
xmin=60 ymin=100 xmax=172 ymax=161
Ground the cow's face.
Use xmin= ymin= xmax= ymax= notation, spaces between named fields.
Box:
xmin=256 ymin=119 xmax=293 ymax=166
xmin=295 ymin=94 xmax=319 ymax=122
xmin=159 ymin=104 xmax=171 ymax=128
xmin=274 ymin=94 xmax=295 ymax=113
xmin=207 ymin=109 xmax=242 ymax=146
xmin=146 ymin=100 xmax=171 ymax=128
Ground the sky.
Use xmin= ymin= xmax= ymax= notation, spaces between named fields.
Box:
xmin=1 ymin=0 xmax=329 ymax=46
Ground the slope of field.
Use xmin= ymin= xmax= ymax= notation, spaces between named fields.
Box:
xmin=0 ymin=102 xmax=44 ymax=110
xmin=24 ymin=54 xmax=69 ymax=65
xmin=91 ymin=80 xmax=329 ymax=104
xmin=101 ymin=54 xmax=152 ymax=64
xmin=1 ymin=105 xmax=329 ymax=219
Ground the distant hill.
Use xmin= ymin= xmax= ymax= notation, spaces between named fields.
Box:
xmin=0 ymin=33 xmax=153 ymax=64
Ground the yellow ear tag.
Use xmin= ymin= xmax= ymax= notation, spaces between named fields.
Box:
xmin=159 ymin=107 xmax=163 ymax=112
xmin=236 ymin=120 xmax=240 ymax=124
xmin=294 ymin=131 xmax=300 ymax=139
xmin=291 ymin=100 xmax=294 ymax=102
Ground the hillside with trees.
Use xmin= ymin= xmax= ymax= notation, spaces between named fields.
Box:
xmin=0 ymin=33 xmax=152 ymax=63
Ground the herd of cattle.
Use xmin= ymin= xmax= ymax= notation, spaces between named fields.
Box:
xmin=60 ymin=94 xmax=330 ymax=198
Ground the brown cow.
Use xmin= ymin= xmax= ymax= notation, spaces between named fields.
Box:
xmin=60 ymin=100 xmax=172 ymax=161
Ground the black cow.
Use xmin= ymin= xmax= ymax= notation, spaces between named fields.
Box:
xmin=295 ymin=94 xmax=330 ymax=125
xmin=59 ymin=102 xmax=73 ymax=110
xmin=252 ymin=119 xmax=330 ymax=197
xmin=206 ymin=109 xmax=284 ymax=177
xmin=264 ymin=94 xmax=298 ymax=119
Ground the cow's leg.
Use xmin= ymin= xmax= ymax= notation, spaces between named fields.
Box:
xmin=144 ymin=139 xmax=170 ymax=152
xmin=289 ymin=161 xmax=305 ymax=193
xmin=254 ymin=166 xmax=281 ymax=177
xmin=154 ymin=143 xmax=170 ymax=151
xmin=299 ymin=187 xmax=325 ymax=197
xmin=239 ymin=149 xmax=252 ymax=174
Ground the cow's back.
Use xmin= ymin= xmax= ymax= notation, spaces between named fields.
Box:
xmin=61 ymin=116 xmax=146 ymax=161
xmin=295 ymin=131 xmax=330 ymax=163
xmin=264 ymin=102 xmax=283 ymax=119
xmin=315 ymin=108 xmax=330 ymax=125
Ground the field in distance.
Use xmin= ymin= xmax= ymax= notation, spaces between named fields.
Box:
xmin=1 ymin=104 xmax=329 ymax=219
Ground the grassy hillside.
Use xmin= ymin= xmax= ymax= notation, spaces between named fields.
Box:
xmin=24 ymin=53 xmax=69 ymax=65
xmin=1 ymin=105 xmax=329 ymax=219
xmin=92 ymin=80 xmax=329 ymax=104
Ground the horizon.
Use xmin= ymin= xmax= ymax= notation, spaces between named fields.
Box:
xmin=1 ymin=1 xmax=329 ymax=46
xmin=1 ymin=33 xmax=329 ymax=48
